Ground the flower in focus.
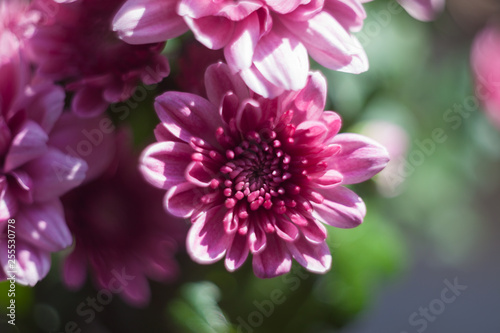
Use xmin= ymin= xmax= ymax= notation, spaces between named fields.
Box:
xmin=397 ymin=0 xmax=445 ymax=21
xmin=61 ymin=126 xmax=187 ymax=306
xmin=113 ymin=0 xmax=370 ymax=98
xmin=471 ymin=24 xmax=500 ymax=130
xmin=0 ymin=21 xmax=87 ymax=285
xmin=29 ymin=0 xmax=170 ymax=118
xmin=140 ymin=62 xmax=389 ymax=278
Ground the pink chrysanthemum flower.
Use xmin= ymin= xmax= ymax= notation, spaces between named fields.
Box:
xmin=113 ymin=0 xmax=370 ymax=98
xmin=397 ymin=0 xmax=445 ymax=21
xmin=472 ymin=24 xmax=500 ymax=130
xmin=29 ymin=0 xmax=170 ymax=117
xmin=60 ymin=127 xmax=187 ymax=306
xmin=0 ymin=21 xmax=87 ymax=285
xmin=140 ymin=63 xmax=389 ymax=278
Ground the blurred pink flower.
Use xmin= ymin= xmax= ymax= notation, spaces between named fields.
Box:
xmin=140 ymin=63 xmax=389 ymax=278
xmin=471 ymin=24 xmax=500 ymax=130
xmin=0 ymin=25 xmax=87 ymax=285
xmin=61 ymin=128 xmax=187 ymax=306
xmin=29 ymin=0 xmax=170 ymax=118
xmin=397 ymin=0 xmax=445 ymax=21
xmin=113 ymin=0 xmax=370 ymax=98
xmin=359 ymin=121 xmax=409 ymax=197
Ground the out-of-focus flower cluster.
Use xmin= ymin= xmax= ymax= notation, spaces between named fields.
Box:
xmin=7 ymin=0 xmax=492 ymax=311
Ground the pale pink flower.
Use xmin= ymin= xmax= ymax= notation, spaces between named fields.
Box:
xmin=61 ymin=128 xmax=187 ymax=306
xmin=140 ymin=63 xmax=389 ymax=278
xmin=397 ymin=0 xmax=445 ymax=21
xmin=359 ymin=121 xmax=409 ymax=197
xmin=472 ymin=24 xmax=500 ymax=130
xmin=29 ymin=0 xmax=170 ymax=117
xmin=113 ymin=0 xmax=370 ymax=98
xmin=0 ymin=24 xmax=87 ymax=285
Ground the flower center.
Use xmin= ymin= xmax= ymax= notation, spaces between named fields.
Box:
xmin=218 ymin=130 xmax=294 ymax=212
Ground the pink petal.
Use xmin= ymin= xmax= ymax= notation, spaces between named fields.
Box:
xmin=179 ymin=0 xmax=262 ymax=20
xmin=252 ymin=233 xmax=292 ymax=278
xmin=22 ymin=82 xmax=65 ymax=133
xmin=187 ymin=205 xmax=234 ymax=263
xmin=62 ymin=249 xmax=87 ymax=290
xmin=154 ymin=123 xmax=184 ymax=142
xmin=313 ymin=186 xmax=366 ymax=228
xmin=140 ymin=141 xmax=192 ymax=189
xmin=0 ymin=178 xmax=18 ymax=220
xmin=236 ymin=99 xmax=262 ymax=134
xmin=4 ymin=120 xmax=48 ymax=172
xmin=281 ymin=70 xmax=327 ymax=124
xmin=281 ymin=11 xmax=368 ymax=73
xmin=155 ymin=91 xmax=223 ymax=147
xmin=185 ymin=16 xmax=235 ymax=49
xmin=329 ymin=133 xmax=390 ymax=185
xmin=205 ymin=62 xmax=250 ymax=108
xmin=224 ymin=11 xmax=260 ymax=72
xmin=239 ymin=64 xmax=285 ymax=98
xmin=48 ymin=113 xmax=116 ymax=183
xmin=320 ymin=111 xmax=342 ymax=142
xmin=314 ymin=169 xmax=343 ymax=187
xmin=248 ymin=221 xmax=266 ymax=254
xmin=274 ymin=216 xmax=299 ymax=242
xmin=24 ymin=148 xmax=88 ymax=202
xmin=16 ymin=200 xmax=72 ymax=252
xmin=264 ymin=0 xmax=309 ymax=14
xmin=281 ymin=0 xmax=324 ymax=21
xmin=71 ymin=86 xmax=109 ymax=118
xmin=120 ymin=274 xmax=151 ymax=307
xmin=113 ymin=0 xmax=188 ymax=44
xmin=253 ymin=26 xmax=309 ymax=91
xmin=323 ymin=0 xmax=366 ymax=32
xmin=185 ymin=161 xmax=216 ymax=187
xmin=1 ymin=242 xmax=51 ymax=286
xmin=300 ymin=217 xmax=328 ymax=243
xmin=397 ymin=0 xmax=445 ymax=22
xmin=286 ymin=237 xmax=331 ymax=273
xmin=225 ymin=232 xmax=250 ymax=271
xmin=166 ymin=182 xmax=208 ymax=218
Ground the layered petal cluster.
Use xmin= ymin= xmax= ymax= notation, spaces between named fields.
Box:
xmin=0 ymin=21 xmax=87 ymax=285
xmin=140 ymin=63 xmax=389 ymax=278
xmin=397 ymin=0 xmax=445 ymax=21
xmin=29 ymin=0 xmax=170 ymax=117
xmin=471 ymin=24 xmax=500 ymax=130
xmin=113 ymin=0 xmax=370 ymax=98
xmin=61 ymin=128 xmax=187 ymax=306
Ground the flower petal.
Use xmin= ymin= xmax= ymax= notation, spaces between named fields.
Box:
xmin=313 ymin=186 xmax=366 ymax=228
xmin=165 ymin=182 xmax=208 ymax=218
xmin=4 ymin=120 xmax=48 ymax=172
xmin=252 ymin=233 xmax=292 ymax=278
xmin=155 ymin=91 xmax=223 ymax=147
xmin=287 ymin=237 xmax=331 ymax=273
xmin=282 ymin=11 xmax=368 ymax=73
xmin=179 ymin=0 xmax=262 ymax=20
xmin=0 ymin=178 xmax=18 ymax=220
xmin=329 ymin=133 xmax=390 ymax=185
xmin=205 ymin=62 xmax=250 ymax=107
xmin=185 ymin=16 xmax=235 ymax=50
xmin=225 ymin=232 xmax=250 ymax=271
xmin=140 ymin=141 xmax=192 ymax=189
xmin=397 ymin=0 xmax=445 ymax=22
xmin=224 ymin=11 xmax=260 ymax=72
xmin=1 ymin=242 xmax=51 ymax=286
xmin=16 ymin=200 xmax=72 ymax=252
xmin=62 ymin=249 xmax=87 ymax=290
xmin=239 ymin=64 xmax=285 ymax=98
xmin=24 ymin=148 xmax=88 ymax=202
xmin=187 ymin=204 xmax=234 ymax=264
xmin=113 ymin=0 xmax=188 ymax=44
xmin=185 ymin=161 xmax=216 ymax=187
xmin=253 ymin=26 xmax=309 ymax=91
